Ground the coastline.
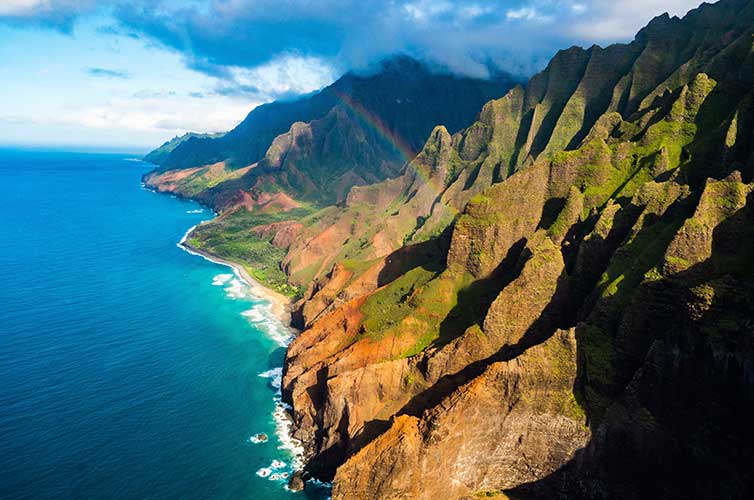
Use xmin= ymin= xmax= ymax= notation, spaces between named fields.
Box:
xmin=144 ymin=178 xmax=294 ymax=327
xmin=151 ymin=180 xmax=312 ymax=488
xmin=177 ymin=221 xmax=309 ymax=486
xmin=177 ymin=224 xmax=295 ymax=329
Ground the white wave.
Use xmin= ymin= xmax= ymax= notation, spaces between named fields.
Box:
xmin=249 ymin=433 xmax=268 ymax=444
xmin=174 ymin=222 xmax=304 ymax=478
xmin=273 ymin=397 xmax=305 ymax=470
xmin=186 ymin=208 xmax=204 ymax=214
xmin=241 ymin=307 xmax=266 ymax=322
xmin=258 ymin=367 xmax=282 ymax=390
xmin=241 ymin=304 xmax=293 ymax=347
xmin=176 ymin=237 xmax=292 ymax=348
xmin=224 ymin=278 xmax=247 ymax=299
xmin=211 ymin=273 xmax=233 ymax=286
xmin=309 ymin=478 xmax=332 ymax=486
xmin=270 ymin=459 xmax=286 ymax=469
xmin=177 ymin=224 xmax=198 ymax=247
xmin=269 ymin=473 xmax=284 ymax=481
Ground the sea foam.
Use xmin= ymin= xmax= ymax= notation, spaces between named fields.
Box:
xmin=257 ymin=461 xmax=291 ymax=482
xmin=249 ymin=433 xmax=268 ymax=444
xmin=258 ymin=368 xmax=282 ymax=390
xmin=270 ymin=459 xmax=286 ymax=469
xmin=177 ymin=224 xmax=198 ymax=248
xmin=241 ymin=305 xmax=293 ymax=347
xmin=224 ymin=278 xmax=246 ymax=299
xmin=211 ymin=274 xmax=233 ymax=286
xmin=273 ymin=397 xmax=305 ymax=470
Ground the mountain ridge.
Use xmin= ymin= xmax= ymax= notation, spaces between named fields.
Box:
xmin=142 ymin=56 xmax=517 ymax=295
xmin=145 ymin=56 xmax=517 ymax=174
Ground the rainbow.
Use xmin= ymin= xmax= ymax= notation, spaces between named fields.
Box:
xmin=333 ymin=90 xmax=418 ymax=164
xmin=332 ymin=90 xmax=459 ymax=219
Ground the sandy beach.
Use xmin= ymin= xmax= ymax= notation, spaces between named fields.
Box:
xmin=178 ymin=226 xmax=294 ymax=328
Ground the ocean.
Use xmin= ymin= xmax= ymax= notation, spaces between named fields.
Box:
xmin=0 ymin=150 xmax=329 ymax=499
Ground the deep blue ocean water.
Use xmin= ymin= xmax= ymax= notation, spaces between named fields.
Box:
xmin=0 ymin=150 xmax=328 ymax=499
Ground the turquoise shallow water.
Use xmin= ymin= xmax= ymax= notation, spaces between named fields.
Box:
xmin=0 ymin=150 xmax=328 ymax=499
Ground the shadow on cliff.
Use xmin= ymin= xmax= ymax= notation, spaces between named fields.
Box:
xmin=315 ymin=194 xmax=642 ymax=478
xmin=376 ymin=227 xmax=451 ymax=287
xmin=304 ymin=179 xmax=754 ymax=494
xmin=325 ymin=189 xmax=754 ymax=497
xmin=507 ymin=198 xmax=754 ymax=500
xmin=437 ymin=237 xmax=528 ymax=344
xmin=395 ymin=238 xmax=574 ymax=424
xmin=310 ymin=236 xmax=570 ymax=479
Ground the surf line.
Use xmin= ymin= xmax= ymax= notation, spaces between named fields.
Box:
xmin=176 ymin=219 xmax=307 ymax=484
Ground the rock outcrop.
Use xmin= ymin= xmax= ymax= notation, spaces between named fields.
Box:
xmin=332 ymin=329 xmax=588 ymax=500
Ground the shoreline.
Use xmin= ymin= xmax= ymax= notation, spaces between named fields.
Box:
xmin=150 ymin=179 xmax=310 ymax=488
xmin=178 ymin=222 xmax=310 ymax=483
xmin=177 ymin=224 xmax=295 ymax=329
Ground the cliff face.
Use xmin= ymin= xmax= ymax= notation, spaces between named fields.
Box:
xmin=332 ymin=329 xmax=589 ymax=500
xmin=279 ymin=1 xmax=754 ymax=498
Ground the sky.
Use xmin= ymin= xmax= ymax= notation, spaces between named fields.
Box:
xmin=0 ymin=0 xmax=706 ymax=151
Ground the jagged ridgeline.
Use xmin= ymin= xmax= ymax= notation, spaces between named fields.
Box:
xmin=276 ymin=1 xmax=754 ymax=499
xmin=143 ymin=57 xmax=516 ymax=296
xmin=144 ymin=56 xmax=516 ymax=207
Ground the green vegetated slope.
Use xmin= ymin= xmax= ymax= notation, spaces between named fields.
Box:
xmin=142 ymin=57 xmax=516 ymax=294
xmin=188 ymin=207 xmax=316 ymax=298
xmin=279 ymin=1 xmax=754 ymax=498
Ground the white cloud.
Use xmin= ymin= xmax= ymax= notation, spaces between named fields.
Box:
xmin=0 ymin=0 xmax=46 ymax=15
xmin=0 ymin=0 xmax=97 ymax=19
xmin=403 ymin=0 xmax=453 ymax=21
xmin=48 ymin=92 xmax=251 ymax=135
xmin=567 ymin=0 xmax=703 ymax=41
xmin=0 ymin=0 xmax=710 ymax=149
xmin=506 ymin=6 xmax=553 ymax=23
xmin=228 ymin=55 xmax=335 ymax=98
xmin=459 ymin=4 xmax=493 ymax=19
xmin=570 ymin=3 xmax=587 ymax=14
xmin=2 ymin=76 xmax=256 ymax=141
xmin=0 ymin=92 xmax=251 ymax=148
